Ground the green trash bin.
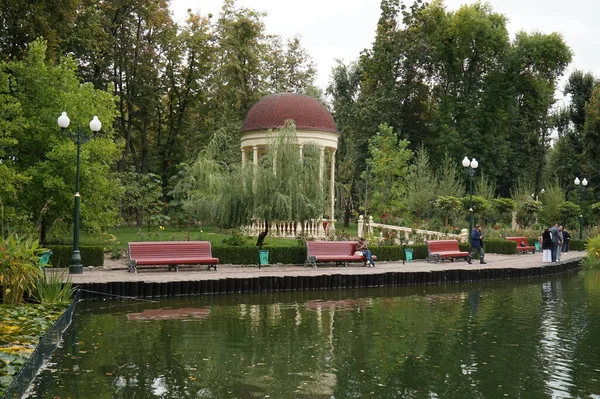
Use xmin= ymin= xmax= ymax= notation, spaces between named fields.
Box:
xmin=259 ymin=250 xmax=269 ymax=266
xmin=404 ymin=248 xmax=413 ymax=262
xmin=534 ymin=241 xmax=541 ymax=252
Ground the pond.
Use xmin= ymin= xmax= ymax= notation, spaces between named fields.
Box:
xmin=26 ymin=269 xmax=600 ymax=398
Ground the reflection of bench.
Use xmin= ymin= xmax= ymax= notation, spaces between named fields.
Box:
xmin=127 ymin=241 xmax=219 ymax=273
xmin=505 ymin=237 xmax=535 ymax=254
xmin=426 ymin=240 xmax=470 ymax=263
xmin=305 ymin=241 xmax=377 ymax=268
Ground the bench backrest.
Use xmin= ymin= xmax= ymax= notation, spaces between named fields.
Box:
xmin=306 ymin=241 xmax=357 ymax=257
xmin=129 ymin=241 xmax=213 ymax=260
xmin=426 ymin=240 xmax=460 ymax=253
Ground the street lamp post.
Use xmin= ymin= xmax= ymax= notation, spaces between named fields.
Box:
xmin=574 ymin=177 xmax=588 ymax=240
xmin=462 ymin=157 xmax=478 ymax=244
xmin=57 ymin=112 xmax=102 ymax=274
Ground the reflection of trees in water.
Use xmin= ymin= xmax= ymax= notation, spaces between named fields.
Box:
xmin=27 ymin=273 xmax=600 ymax=398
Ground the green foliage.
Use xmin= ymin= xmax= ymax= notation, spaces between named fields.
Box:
xmin=211 ymin=246 xmax=306 ymax=265
xmin=221 ymin=232 xmax=252 ymax=246
xmin=3 ymin=39 xmax=119 ymax=240
xmin=119 ymin=172 xmax=164 ymax=227
xmin=491 ymin=198 xmax=516 ymax=224
xmin=184 ymin=122 xmax=325 ymax=229
xmin=363 ymin=123 xmax=412 ymax=216
xmin=539 ymin=182 xmax=566 ymax=225
xmin=0 ymin=303 xmax=68 ymax=394
xmin=582 ymin=235 xmax=600 ymax=268
xmin=569 ymin=239 xmax=587 ymax=251
xmin=436 ymin=154 xmax=465 ymax=198
xmin=32 ymin=270 xmax=73 ymax=305
xmin=435 ymin=196 xmax=462 ymax=226
xmin=404 ymin=145 xmax=436 ymax=220
xmin=517 ymin=200 xmax=543 ymax=229
xmin=591 ymin=202 xmax=600 ymax=224
xmin=0 ymin=233 xmax=44 ymax=305
xmin=485 ymin=239 xmax=518 ymax=254
xmin=462 ymin=196 xmax=491 ymax=225
xmin=45 ymin=245 xmax=104 ymax=268
xmin=557 ymin=201 xmax=581 ymax=226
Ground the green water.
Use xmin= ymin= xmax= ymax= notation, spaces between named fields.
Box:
xmin=27 ymin=269 xmax=600 ymax=398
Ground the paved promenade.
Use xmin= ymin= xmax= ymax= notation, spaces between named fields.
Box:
xmin=55 ymin=251 xmax=585 ymax=284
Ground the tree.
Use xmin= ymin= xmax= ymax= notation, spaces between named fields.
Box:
xmin=404 ymin=144 xmax=436 ymax=221
xmin=435 ymin=196 xmax=462 ymax=227
xmin=6 ymin=39 xmax=119 ymax=242
xmin=182 ymin=121 xmax=325 ymax=241
xmin=363 ymin=123 xmax=412 ymax=217
xmin=491 ymin=198 xmax=516 ymax=225
xmin=557 ymin=201 xmax=580 ymax=228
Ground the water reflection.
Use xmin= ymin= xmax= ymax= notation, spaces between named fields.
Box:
xmin=26 ymin=269 xmax=600 ymax=398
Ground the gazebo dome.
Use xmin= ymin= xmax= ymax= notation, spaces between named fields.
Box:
xmin=242 ymin=92 xmax=338 ymax=133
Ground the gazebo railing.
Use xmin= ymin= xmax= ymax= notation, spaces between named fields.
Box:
xmin=357 ymin=215 xmax=468 ymax=244
xmin=244 ymin=219 xmax=334 ymax=239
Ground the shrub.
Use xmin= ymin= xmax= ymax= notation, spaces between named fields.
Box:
xmin=0 ymin=233 xmax=44 ymax=305
xmin=45 ymin=246 xmax=105 ymax=268
xmin=32 ymin=269 xmax=74 ymax=304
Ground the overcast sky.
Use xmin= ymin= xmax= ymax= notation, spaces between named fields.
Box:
xmin=170 ymin=0 xmax=599 ymax=100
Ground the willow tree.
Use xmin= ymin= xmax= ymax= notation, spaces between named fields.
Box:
xmin=182 ymin=121 xmax=325 ymax=241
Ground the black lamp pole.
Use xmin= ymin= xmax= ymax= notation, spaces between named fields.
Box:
xmin=58 ymin=112 xmax=101 ymax=274
xmin=574 ymin=177 xmax=588 ymax=240
xmin=462 ymin=157 xmax=478 ymax=244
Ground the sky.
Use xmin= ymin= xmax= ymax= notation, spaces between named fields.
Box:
xmin=170 ymin=0 xmax=599 ymax=100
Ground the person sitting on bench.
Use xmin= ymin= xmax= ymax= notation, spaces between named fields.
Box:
xmin=357 ymin=237 xmax=376 ymax=268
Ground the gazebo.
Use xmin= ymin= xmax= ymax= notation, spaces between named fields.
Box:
xmin=240 ymin=92 xmax=339 ymax=237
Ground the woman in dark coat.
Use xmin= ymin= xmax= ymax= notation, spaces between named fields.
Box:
xmin=541 ymin=227 xmax=552 ymax=263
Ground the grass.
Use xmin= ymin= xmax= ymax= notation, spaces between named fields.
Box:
xmin=47 ymin=223 xmax=360 ymax=251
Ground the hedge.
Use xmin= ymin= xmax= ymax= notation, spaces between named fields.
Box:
xmin=569 ymin=239 xmax=586 ymax=251
xmin=45 ymin=245 xmax=105 ymax=268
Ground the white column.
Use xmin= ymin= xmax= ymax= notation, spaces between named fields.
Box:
xmin=357 ymin=215 xmax=364 ymax=238
xmin=319 ymin=146 xmax=325 ymax=184
xmin=299 ymin=144 xmax=304 ymax=159
xmin=252 ymin=146 xmax=259 ymax=165
xmin=330 ymin=150 xmax=336 ymax=220
xmin=241 ymin=147 xmax=247 ymax=167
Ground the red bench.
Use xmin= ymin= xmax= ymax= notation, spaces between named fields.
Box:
xmin=127 ymin=241 xmax=219 ymax=273
xmin=426 ymin=240 xmax=470 ymax=263
xmin=305 ymin=241 xmax=377 ymax=268
xmin=505 ymin=237 xmax=536 ymax=254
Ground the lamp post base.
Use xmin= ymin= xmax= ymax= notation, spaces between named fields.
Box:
xmin=69 ymin=250 xmax=83 ymax=274
xmin=69 ymin=265 xmax=83 ymax=274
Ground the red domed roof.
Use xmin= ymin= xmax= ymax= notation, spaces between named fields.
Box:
xmin=242 ymin=93 xmax=338 ymax=133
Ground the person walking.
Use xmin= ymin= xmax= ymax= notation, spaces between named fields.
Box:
xmin=541 ymin=227 xmax=552 ymax=263
xmin=549 ymin=223 xmax=561 ymax=262
xmin=357 ymin=237 xmax=375 ymax=267
xmin=469 ymin=225 xmax=486 ymax=264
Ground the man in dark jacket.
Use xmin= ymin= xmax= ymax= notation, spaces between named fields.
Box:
xmin=561 ymin=226 xmax=570 ymax=252
xmin=470 ymin=225 xmax=486 ymax=264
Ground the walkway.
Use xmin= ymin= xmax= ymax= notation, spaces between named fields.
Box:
xmin=55 ymin=251 xmax=585 ymax=284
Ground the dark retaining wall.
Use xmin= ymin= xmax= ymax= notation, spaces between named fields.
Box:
xmin=75 ymin=260 xmax=581 ymax=300
xmin=2 ymin=293 xmax=79 ymax=399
